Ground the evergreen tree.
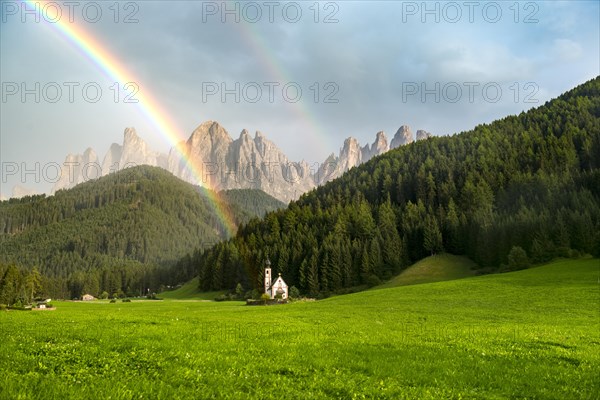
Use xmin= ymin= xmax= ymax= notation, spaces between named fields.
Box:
xmin=423 ymin=215 xmax=443 ymax=255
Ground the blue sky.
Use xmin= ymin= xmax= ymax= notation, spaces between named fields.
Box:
xmin=1 ymin=0 xmax=599 ymax=197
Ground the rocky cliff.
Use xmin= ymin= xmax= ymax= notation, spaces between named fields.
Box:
xmin=51 ymin=121 xmax=430 ymax=202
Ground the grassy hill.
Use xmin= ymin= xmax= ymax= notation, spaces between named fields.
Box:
xmin=375 ymin=254 xmax=477 ymax=289
xmin=159 ymin=277 xmax=225 ymax=300
xmin=1 ymin=258 xmax=597 ymax=398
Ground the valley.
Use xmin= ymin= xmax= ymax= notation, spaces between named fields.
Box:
xmin=1 ymin=258 xmax=597 ymax=399
xmin=3 ymin=2 xmax=599 ymax=398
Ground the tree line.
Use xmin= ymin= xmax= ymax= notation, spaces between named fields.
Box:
xmin=184 ymin=77 xmax=600 ymax=296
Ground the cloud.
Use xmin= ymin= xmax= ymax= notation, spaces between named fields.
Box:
xmin=1 ymin=1 xmax=598 ymax=196
xmin=552 ymin=39 xmax=583 ymax=62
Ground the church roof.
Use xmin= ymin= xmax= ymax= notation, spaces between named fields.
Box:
xmin=272 ymin=275 xmax=288 ymax=287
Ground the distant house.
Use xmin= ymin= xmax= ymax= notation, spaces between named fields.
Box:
xmin=82 ymin=294 xmax=95 ymax=301
xmin=264 ymin=259 xmax=288 ymax=300
xmin=35 ymin=299 xmax=52 ymax=309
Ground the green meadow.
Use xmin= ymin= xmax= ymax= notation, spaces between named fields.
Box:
xmin=159 ymin=278 xmax=225 ymax=301
xmin=374 ymin=254 xmax=477 ymax=289
xmin=1 ymin=258 xmax=598 ymax=399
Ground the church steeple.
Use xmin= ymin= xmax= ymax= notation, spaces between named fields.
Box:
xmin=264 ymin=258 xmax=272 ymax=295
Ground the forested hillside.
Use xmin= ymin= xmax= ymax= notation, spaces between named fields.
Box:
xmin=189 ymin=77 xmax=600 ymax=295
xmin=0 ymin=166 xmax=284 ymax=300
xmin=219 ymin=189 xmax=288 ymax=220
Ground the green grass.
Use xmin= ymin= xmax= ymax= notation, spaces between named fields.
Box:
xmin=1 ymin=258 xmax=598 ymax=399
xmin=159 ymin=277 xmax=225 ymax=300
xmin=376 ymin=253 xmax=477 ymax=289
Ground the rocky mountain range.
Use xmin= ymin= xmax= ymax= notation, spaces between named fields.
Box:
xmin=49 ymin=121 xmax=432 ymax=203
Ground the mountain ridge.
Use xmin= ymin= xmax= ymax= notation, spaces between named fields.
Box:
xmin=48 ymin=121 xmax=431 ymax=202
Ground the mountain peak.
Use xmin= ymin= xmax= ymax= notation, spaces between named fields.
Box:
xmin=416 ymin=130 xmax=432 ymax=141
xmin=343 ymin=137 xmax=360 ymax=148
xmin=124 ymin=127 xmax=139 ymax=141
xmin=391 ymin=125 xmax=414 ymax=148
xmin=239 ymin=129 xmax=250 ymax=139
xmin=190 ymin=120 xmax=232 ymax=145
xmin=83 ymin=147 xmax=96 ymax=156
xmin=371 ymin=131 xmax=389 ymax=154
xmin=49 ymin=118 xmax=429 ymax=203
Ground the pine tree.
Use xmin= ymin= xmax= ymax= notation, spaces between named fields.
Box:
xmin=360 ymin=244 xmax=371 ymax=282
xmin=369 ymin=238 xmax=383 ymax=277
xmin=423 ymin=215 xmax=443 ymax=256
xmin=445 ymin=199 xmax=462 ymax=254
xmin=26 ymin=267 xmax=42 ymax=303
xmin=306 ymin=251 xmax=319 ymax=296
xmin=0 ymin=265 xmax=21 ymax=305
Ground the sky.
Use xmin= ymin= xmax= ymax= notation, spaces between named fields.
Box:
xmin=1 ymin=0 xmax=599 ymax=198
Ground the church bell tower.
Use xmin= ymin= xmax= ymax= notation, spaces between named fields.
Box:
xmin=264 ymin=258 xmax=272 ymax=295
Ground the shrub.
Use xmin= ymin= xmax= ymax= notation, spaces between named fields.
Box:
xmin=289 ymin=286 xmax=300 ymax=299
xmin=122 ymin=299 xmax=131 ymax=303
xmin=260 ymin=293 xmax=271 ymax=304
xmin=235 ymin=283 xmax=244 ymax=299
xmin=110 ymin=299 xmax=117 ymax=303
xmin=508 ymin=246 xmax=530 ymax=270
xmin=99 ymin=291 xmax=109 ymax=300
xmin=0 ymin=304 xmax=7 ymax=311
xmin=214 ymin=294 xmax=228 ymax=302
xmin=366 ymin=274 xmax=382 ymax=288
xmin=568 ymin=249 xmax=581 ymax=258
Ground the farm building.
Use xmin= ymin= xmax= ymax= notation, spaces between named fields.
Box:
xmin=35 ymin=299 xmax=52 ymax=309
xmin=82 ymin=294 xmax=95 ymax=301
xmin=264 ymin=259 xmax=288 ymax=300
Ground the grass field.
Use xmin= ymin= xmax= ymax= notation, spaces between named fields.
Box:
xmin=375 ymin=253 xmax=477 ymax=289
xmin=1 ymin=258 xmax=598 ymax=399
xmin=159 ymin=278 xmax=225 ymax=300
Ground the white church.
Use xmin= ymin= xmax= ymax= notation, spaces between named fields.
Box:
xmin=264 ymin=259 xmax=288 ymax=300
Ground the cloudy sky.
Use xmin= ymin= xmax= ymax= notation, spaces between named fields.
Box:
xmin=1 ymin=0 xmax=598 ymax=197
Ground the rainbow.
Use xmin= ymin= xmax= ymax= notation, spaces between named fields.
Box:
xmin=234 ymin=20 xmax=332 ymax=151
xmin=24 ymin=0 xmax=237 ymax=237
